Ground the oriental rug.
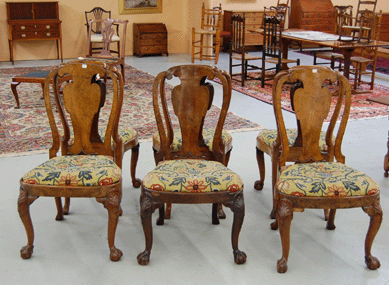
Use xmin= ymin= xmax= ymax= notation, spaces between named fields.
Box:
xmin=225 ymin=73 xmax=389 ymax=121
xmin=0 ymin=65 xmax=263 ymax=157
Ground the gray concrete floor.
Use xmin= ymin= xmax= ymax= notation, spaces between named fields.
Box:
xmin=1 ymin=52 xmax=389 ymax=285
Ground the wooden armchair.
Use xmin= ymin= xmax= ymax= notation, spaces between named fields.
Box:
xmin=269 ymin=66 xmax=382 ymax=273
xmin=18 ymin=61 xmax=126 ymax=261
xmin=85 ymin=7 xmax=120 ymax=56
xmin=229 ymin=13 xmax=262 ymax=86
xmin=137 ymin=65 xmax=246 ymax=265
xmin=86 ymin=18 xmax=128 ymax=81
xmin=192 ymin=3 xmax=222 ymax=64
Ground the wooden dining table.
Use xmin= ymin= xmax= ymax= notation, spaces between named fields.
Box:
xmin=280 ymin=29 xmax=389 ymax=80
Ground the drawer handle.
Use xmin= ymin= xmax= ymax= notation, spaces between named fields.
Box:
xmin=46 ymin=33 xmax=51 ymax=36
xmin=35 ymin=32 xmax=37 ymax=35
xmin=46 ymin=25 xmax=50 ymax=29
xmin=21 ymin=34 xmax=26 ymax=38
xmin=21 ymin=26 xmax=25 ymax=30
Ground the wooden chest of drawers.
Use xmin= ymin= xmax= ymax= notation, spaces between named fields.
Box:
xmin=223 ymin=10 xmax=265 ymax=50
xmin=289 ymin=0 xmax=336 ymax=33
xmin=380 ymin=13 xmax=389 ymax=42
xmin=133 ymin=23 xmax=168 ymax=57
xmin=6 ymin=2 xmax=63 ymax=64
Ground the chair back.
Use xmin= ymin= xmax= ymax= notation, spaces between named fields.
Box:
xmin=230 ymin=13 xmax=245 ymax=55
xmin=152 ymin=65 xmax=231 ymax=164
xmin=264 ymin=0 xmax=289 ymax=29
xmin=272 ymin=66 xmax=351 ymax=166
xmin=355 ymin=0 xmax=377 ymax=26
xmin=87 ymin=19 xmax=128 ymax=59
xmin=201 ymin=3 xmax=222 ymax=31
xmin=43 ymin=61 xmax=124 ymax=160
xmin=85 ymin=7 xmax=111 ymax=34
xmin=262 ymin=15 xmax=284 ymax=62
xmin=334 ymin=5 xmax=353 ymax=34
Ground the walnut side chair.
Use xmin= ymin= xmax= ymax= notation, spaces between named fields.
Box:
xmin=270 ymin=65 xmax=382 ymax=273
xmin=137 ymin=65 xmax=246 ymax=266
xmin=18 ymin=61 xmax=126 ymax=261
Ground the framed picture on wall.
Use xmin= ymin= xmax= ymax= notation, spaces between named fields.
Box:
xmin=119 ymin=0 xmax=162 ymax=14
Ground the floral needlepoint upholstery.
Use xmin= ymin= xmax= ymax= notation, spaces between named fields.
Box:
xmin=153 ymin=129 xmax=232 ymax=151
xmin=22 ymin=155 xmax=121 ymax=186
xmin=276 ymin=162 xmax=379 ymax=197
xmin=98 ymin=127 xmax=138 ymax=144
xmin=257 ymin=129 xmax=331 ymax=151
xmin=143 ymin=159 xmax=243 ymax=193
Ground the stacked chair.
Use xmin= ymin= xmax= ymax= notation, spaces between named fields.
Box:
xmin=191 ymin=3 xmax=222 ymax=64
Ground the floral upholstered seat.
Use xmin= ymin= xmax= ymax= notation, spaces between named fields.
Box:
xmin=276 ymin=162 xmax=379 ymax=197
xmin=257 ymin=129 xmax=330 ymax=151
xmin=143 ymin=159 xmax=243 ymax=193
xmin=153 ymin=129 xmax=232 ymax=152
xmin=22 ymin=155 xmax=121 ymax=187
xmin=99 ymin=127 xmax=138 ymax=145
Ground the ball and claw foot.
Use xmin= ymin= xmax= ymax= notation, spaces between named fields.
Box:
xmin=20 ymin=245 xmax=34 ymax=259
xmin=326 ymin=222 xmax=336 ymax=230
xmin=233 ymin=250 xmax=247 ymax=264
xmin=270 ymin=220 xmax=278 ymax=230
xmin=254 ymin=180 xmax=264 ymax=191
xmin=110 ymin=247 xmax=123 ymax=261
xmin=137 ymin=250 xmax=150 ymax=265
xmin=156 ymin=217 xmax=164 ymax=226
xmin=277 ymin=257 xmax=288 ymax=273
xmin=133 ymin=179 xmax=142 ymax=188
xmin=365 ymin=255 xmax=381 ymax=270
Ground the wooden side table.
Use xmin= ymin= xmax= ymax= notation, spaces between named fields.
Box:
xmin=367 ymin=96 xmax=389 ymax=177
xmin=11 ymin=70 xmax=70 ymax=109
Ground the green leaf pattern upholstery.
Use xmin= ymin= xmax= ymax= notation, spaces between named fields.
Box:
xmin=98 ymin=127 xmax=138 ymax=144
xmin=22 ymin=155 xmax=121 ymax=186
xmin=276 ymin=162 xmax=379 ymax=197
xmin=153 ymin=129 xmax=232 ymax=151
xmin=257 ymin=129 xmax=331 ymax=151
xmin=143 ymin=159 xmax=243 ymax=193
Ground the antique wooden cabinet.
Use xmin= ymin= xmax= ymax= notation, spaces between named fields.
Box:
xmin=223 ymin=10 xmax=265 ymax=50
xmin=289 ymin=0 xmax=336 ymax=33
xmin=133 ymin=23 xmax=168 ymax=57
xmin=6 ymin=1 xmax=63 ymax=64
xmin=380 ymin=13 xmax=389 ymax=42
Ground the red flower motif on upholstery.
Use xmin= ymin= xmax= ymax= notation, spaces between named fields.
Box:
xmin=150 ymin=184 xmax=165 ymax=191
xmin=25 ymin=179 xmax=38 ymax=185
xmin=290 ymin=191 xmax=305 ymax=197
xmin=327 ymin=185 xmax=348 ymax=197
xmin=227 ymin=184 xmax=240 ymax=192
xmin=185 ymin=180 xmax=207 ymax=192
xmin=58 ymin=174 xmax=79 ymax=186
xmin=99 ymin=177 xmax=114 ymax=186
xmin=367 ymin=188 xmax=379 ymax=195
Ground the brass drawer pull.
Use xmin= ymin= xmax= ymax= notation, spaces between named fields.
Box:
xmin=21 ymin=34 xmax=26 ymax=38
xmin=46 ymin=25 xmax=50 ymax=29
xmin=21 ymin=26 xmax=25 ymax=30
xmin=46 ymin=33 xmax=51 ymax=36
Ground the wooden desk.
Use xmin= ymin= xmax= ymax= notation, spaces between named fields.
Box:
xmin=280 ymin=30 xmax=389 ymax=80
xmin=367 ymin=96 xmax=389 ymax=177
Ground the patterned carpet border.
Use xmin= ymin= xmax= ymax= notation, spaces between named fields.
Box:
xmin=0 ymin=65 xmax=263 ymax=158
xmin=221 ymin=72 xmax=389 ymax=122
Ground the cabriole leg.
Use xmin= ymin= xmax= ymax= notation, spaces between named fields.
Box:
xmin=254 ymin=147 xmax=265 ymax=191
xmin=137 ymin=192 xmax=155 ymax=265
xmin=277 ymin=198 xmax=293 ymax=273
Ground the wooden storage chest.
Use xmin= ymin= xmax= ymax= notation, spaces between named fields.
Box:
xmin=133 ymin=23 xmax=168 ymax=57
xmin=6 ymin=1 xmax=63 ymax=64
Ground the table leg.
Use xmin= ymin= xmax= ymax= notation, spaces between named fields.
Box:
xmin=10 ymin=82 xmax=21 ymax=108
xmin=385 ymin=128 xmax=389 ymax=177
xmin=281 ymin=38 xmax=290 ymax=70
xmin=9 ymin=39 xmax=14 ymax=65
